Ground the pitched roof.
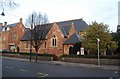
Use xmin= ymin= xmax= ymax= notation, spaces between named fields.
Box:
xmin=58 ymin=26 xmax=69 ymax=37
xmin=57 ymin=18 xmax=88 ymax=32
xmin=21 ymin=24 xmax=53 ymax=41
xmin=63 ymin=33 xmax=83 ymax=45
xmin=0 ymin=23 xmax=18 ymax=32
xmin=20 ymin=30 xmax=31 ymax=41
xmin=21 ymin=18 xmax=88 ymax=41
xmin=7 ymin=23 xmax=18 ymax=28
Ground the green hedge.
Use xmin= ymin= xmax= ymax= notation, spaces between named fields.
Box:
xmin=1 ymin=50 xmax=119 ymax=59
xmin=61 ymin=54 xmax=119 ymax=59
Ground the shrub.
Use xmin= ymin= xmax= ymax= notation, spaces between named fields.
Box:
xmin=61 ymin=54 xmax=119 ymax=59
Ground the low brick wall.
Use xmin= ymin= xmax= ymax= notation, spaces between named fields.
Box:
xmin=62 ymin=57 xmax=119 ymax=65
xmin=2 ymin=53 xmax=53 ymax=61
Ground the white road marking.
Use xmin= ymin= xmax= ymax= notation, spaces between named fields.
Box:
xmin=114 ymin=71 xmax=118 ymax=74
xmin=19 ymin=69 xmax=28 ymax=72
xmin=6 ymin=66 xmax=13 ymax=69
xmin=37 ymin=72 xmax=48 ymax=77
xmin=41 ymin=74 xmax=48 ymax=77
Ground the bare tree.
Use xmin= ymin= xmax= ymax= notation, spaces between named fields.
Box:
xmin=0 ymin=0 xmax=18 ymax=11
xmin=25 ymin=12 xmax=49 ymax=28
xmin=0 ymin=0 xmax=18 ymax=16
xmin=26 ymin=12 xmax=49 ymax=62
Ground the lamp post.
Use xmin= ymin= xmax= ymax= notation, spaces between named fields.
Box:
xmin=97 ymin=38 xmax=100 ymax=67
xmin=30 ymin=14 xmax=33 ymax=61
xmin=1 ymin=9 xmax=5 ymax=16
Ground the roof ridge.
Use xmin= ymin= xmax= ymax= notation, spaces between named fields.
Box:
xmin=7 ymin=22 xmax=18 ymax=25
xmin=56 ymin=18 xmax=83 ymax=23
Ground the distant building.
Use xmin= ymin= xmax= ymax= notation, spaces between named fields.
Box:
xmin=117 ymin=25 xmax=120 ymax=33
xmin=20 ymin=18 xmax=88 ymax=55
xmin=0 ymin=18 xmax=26 ymax=52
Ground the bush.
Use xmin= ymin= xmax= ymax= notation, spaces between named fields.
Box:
xmin=61 ymin=54 xmax=119 ymax=59
xmin=53 ymin=55 xmax=59 ymax=61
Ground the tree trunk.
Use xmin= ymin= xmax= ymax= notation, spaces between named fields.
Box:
xmin=35 ymin=48 xmax=38 ymax=62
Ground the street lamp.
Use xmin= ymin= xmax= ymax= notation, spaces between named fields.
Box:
xmin=97 ymin=38 xmax=100 ymax=67
xmin=30 ymin=14 xmax=33 ymax=61
xmin=1 ymin=9 xmax=5 ymax=16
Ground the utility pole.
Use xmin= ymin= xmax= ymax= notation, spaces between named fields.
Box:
xmin=30 ymin=14 xmax=33 ymax=61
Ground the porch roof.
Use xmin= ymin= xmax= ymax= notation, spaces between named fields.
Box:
xmin=63 ymin=33 xmax=83 ymax=45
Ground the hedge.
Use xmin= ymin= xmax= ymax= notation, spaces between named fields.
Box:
xmin=61 ymin=54 xmax=119 ymax=59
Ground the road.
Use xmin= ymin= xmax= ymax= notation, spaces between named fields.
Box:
xmin=1 ymin=57 xmax=119 ymax=78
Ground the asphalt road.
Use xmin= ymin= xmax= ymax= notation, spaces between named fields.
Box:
xmin=2 ymin=57 xmax=119 ymax=78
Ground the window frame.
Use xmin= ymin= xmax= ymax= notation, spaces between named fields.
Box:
xmin=13 ymin=32 xmax=18 ymax=40
xmin=51 ymin=35 xmax=57 ymax=47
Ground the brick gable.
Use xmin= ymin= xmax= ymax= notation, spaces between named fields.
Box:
xmin=19 ymin=18 xmax=88 ymax=55
xmin=9 ymin=22 xmax=26 ymax=45
xmin=44 ymin=23 xmax=64 ymax=55
xmin=0 ymin=18 xmax=26 ymax=51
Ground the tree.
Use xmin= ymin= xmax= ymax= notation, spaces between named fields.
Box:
xmin=112 ymin=32 xmax=120 ymax=54
xmin=83 ymin=21 xmax=117 ymax=55
xmin=0 ymin=0 xmax=18 ymax=14
xmin=25 ymin=12 xmax=49 ymax=28
xmin=26 ymin=12 xmax=49 ymax=62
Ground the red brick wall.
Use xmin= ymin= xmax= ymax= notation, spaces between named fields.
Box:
xmin=38 ymin=23 xmax=65 ymax=56
xmin=8 ymin=22 xmax=26 ymax=45
xmin=0 ymin=19 xmax=26 ymax=51
xmin=63 ymin=45 xmax=73 ymax=54
xmin=0 ymin=31 xmax=9 ymax=50
xmin=19 ymin=22 xmax=76 ymax=56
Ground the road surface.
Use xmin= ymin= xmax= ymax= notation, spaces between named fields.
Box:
xmin=2 ymin=57 xmax=119 ymax=78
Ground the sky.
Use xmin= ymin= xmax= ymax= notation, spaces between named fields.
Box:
xmin=0 ymin=0 xmax=119 ymax=32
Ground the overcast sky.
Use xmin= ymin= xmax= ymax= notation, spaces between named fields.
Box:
xmin=0 ymin=0 xmax=119 ymax=32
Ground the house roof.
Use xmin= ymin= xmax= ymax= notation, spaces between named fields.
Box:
xmin=63 ymin=33 xmax=83 ymax=45
xmin=20 ymin=30 xmax=31 ymax=41
xmin=7 ymin=23 xmax=18 ymax=28
xmin=57 ymin=18 xmax=88 ymax=32
xmin=21 ymin=18 xmax=88 ymax=41
xmin=0 ymin=23 xmax=18 ymax=32
xmin=21 ymin=24 xmax=53 ymax=41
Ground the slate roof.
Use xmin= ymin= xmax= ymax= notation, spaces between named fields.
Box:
xmin=20 ymin=30 xmax=31 ymax=41
xmin=63 ymin=33 xmax=83 ymax=45
xmin=7 ymin=23 xmax=18 ymax=28
xmin=57 ymin=18 xmax=88 ymax=32
xmin=21 ymin=24 xmax=53 ymax=41
xmin=21 ymin=18 xmax=88 ymax=41
xmin=0 ymin=23 xmax=18 ymax=32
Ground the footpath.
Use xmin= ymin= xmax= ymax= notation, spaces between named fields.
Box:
xmin=2 ymin=56 xmax=119 ymax=71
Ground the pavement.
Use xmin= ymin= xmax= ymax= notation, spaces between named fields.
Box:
xmin=2 ymin=56 xmax=119 ymax=71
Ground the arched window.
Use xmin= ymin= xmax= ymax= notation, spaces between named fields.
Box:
xmin=13 ymin=32 xmax=18 ymax=40
xmin=26 ymin=42 xmax=29 ymax=48
xmin=52 ymin=35 xmax=57 ymax=47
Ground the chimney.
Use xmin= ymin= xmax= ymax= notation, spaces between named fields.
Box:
xmin=4 ymin=22 xmax=7 ymax=26
xmin=20 ymin=18 xmax=22 ymax=23
xmin=0 ymin=23 xmax=3 ymax=26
